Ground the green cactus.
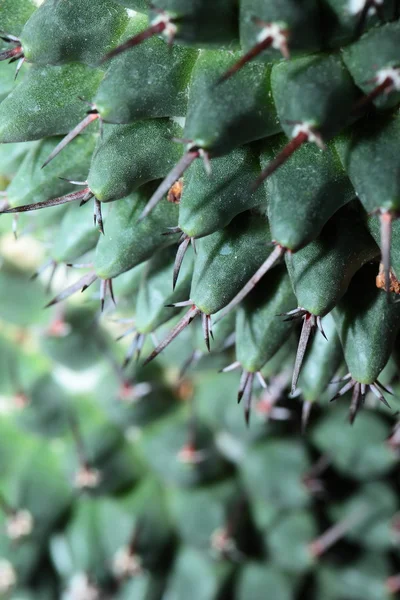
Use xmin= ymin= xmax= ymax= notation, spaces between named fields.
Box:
xmin=0 ymin=0 xmax=400 ymax=597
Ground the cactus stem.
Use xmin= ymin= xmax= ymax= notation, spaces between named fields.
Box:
xmin=214 ymin=245 xmax=286 ymax=323
xmin=138 ymin=148 xmax=201 ymax=222
xmin=143 ymin=305 xmax=201 ymax=366
xmin=45 ymin=271 xmax=97 ymax=308
xmin=173 ymin=235 xmax=191 ymax=290
xmin=0 ymin=187 xmax=92 ymax=214
xmin=254 ymin=124 xmax=325 ymax=190
xmin=42 ymin=111 xmax=99 ymax=169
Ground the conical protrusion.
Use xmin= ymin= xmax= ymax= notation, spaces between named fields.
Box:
xmin=138 ymin=149 xmax=201 ymax=221
xmin=143 ymin=304 xmax=201 ymax=366
xmin=42 ymin=112 xmax=99 ymax=169
xmin=217 ymin=21 xmax=289 ymax=85
xmin=102 ymin=18 xmax=170 ymax=62
xmin=254 ymin=124 xmax=325 ymax=190
xmin=0 ymin=187 xmax=92 ymax=215
xmin=214 ymin=245 xmax=285 ymax=324
xmin=45 ymin=272 xmax=98 ymax=308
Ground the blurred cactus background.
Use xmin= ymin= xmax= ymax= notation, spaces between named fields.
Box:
xmin=0 ymin=0 xmax=400 ymax=598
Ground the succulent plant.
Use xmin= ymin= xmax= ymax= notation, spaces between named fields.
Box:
xmin=0 ymin=0 xmax=400 ymax=597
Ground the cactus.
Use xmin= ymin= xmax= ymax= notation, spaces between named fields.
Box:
xmin=0 ymin=0 xmax=400 ymax=597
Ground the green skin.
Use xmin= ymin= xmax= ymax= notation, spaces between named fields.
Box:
xmin=0 ymin=63 xmax=103 ymax=143
xmin=262 ymin=137 xmax=355 ymax=250
xmin=321 ymin=0 xmax=396 ymax=48
xmin=240 ymin=0 xmax=321 ymax=59
xmin=190 ymin=211 xmax=271 ymax=315
xmin=166 ymin=547 xmax=233 ymax=600
xmin=0 ymin=59 xmax=27 ymax=103
xmin=166 ymin=479 xmax=238 ymax=549
xmin=138 ymin=409 xmax=229 ymax=487
xmin=7 ymin=134 xmax=96 ymax=208
xmin=286 ymin=203 xmax=380 ymax=316
xmin=317 ymin=554 xmax=391 ymax=600
xmin=268 ymin=511 xmax=316 ymax=575
xmin=235 ymin=267 xmax=297 ymax=373
xmin=237 ymin=565 xmax=293 ymax=600
xmin=330 ymin=482 xmax=397 ymax=550
xmin=299 ymin=313 xmax=343 ymax=404
xmin=184 ymin=50 xmax=280 ymax=156
xmin=87 ymin=119 xmax=183 ymax=202
xmin=95 ymin=14 xmax=198 ymax=123
xmin=51 ymin=202 xmax=99 ymax=264
xmin=179 ymin=145 xmax=266 ymax=239
xmin=332 ymin=263 xmax=400 ymax=384
xmin=149 ymin=0 xmax=239 ymax=47
xmin=342 ymin=20 xmax=400 ymax=111
xmin=368 ymin=214 xmax=400 ymax=277
xmin=135 ymin=247 xmax=193 ymax=334
xmin=20 ymin=0 xmax=128 ymax=66
xmin=0 ymin=0 xmax=37 ymax=44
xmin=335 ymin=113 xmax=400 ymax=213
xmin=271 ymin=53 xmax=358 ymax=140
xmin=113 ymin=0 xmax=149 ymax=9
xmin=94 ymin=185 xmax=179 ymax=279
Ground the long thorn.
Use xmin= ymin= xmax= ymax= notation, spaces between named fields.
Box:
xmin=309 ymin=509 xmax=368 ymax=558
xmin=45 ymin=272 xmax=97 ymax=308
xmin=94 ymin=199 xmax=104 ymax=234
xmin=352 ymin=78 xmax=394 ymax=115
xmin=138 ymin=150 xmax=199 ymax=221
xmin=173 ymin=235 xmax=190 ymax=290
xmin=238 ymin=370 xmax=250 ymax=404
xmin=102 ymin=20 xmax=167 ymax=62
xmin=143 ymin=305 xmax=201 ymax=366
xmin=380 ymin=211 xmax=392 ymax=296
xmin=214 ymin=245 xmax=285 ymax=324
xmin=330 ymin=379 xmax=356 ymax=402
xmin=301 ymin=401 xmax=313 ymax=434
xmin=292 ymin=314 xmax=316 ymax=395
xmin=253 ymin=131 xmax=308 ymax=190
xmin=41 ymin=113 xmax=99 ymax=169
xmin=244 ymin=372 xmax=255 ymax=427
xmin=0 ymin=188 xmax=92 ymax=214
xmin=216 ymin=36 xmax=273 ymax=85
